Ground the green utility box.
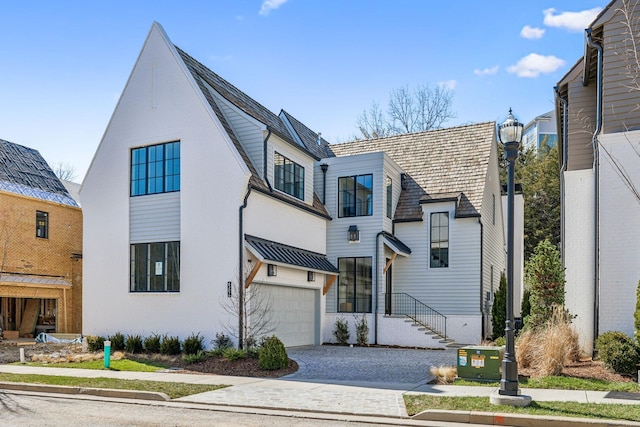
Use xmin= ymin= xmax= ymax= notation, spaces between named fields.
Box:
xmin=457 ymin=346 xmax=504 ymax=381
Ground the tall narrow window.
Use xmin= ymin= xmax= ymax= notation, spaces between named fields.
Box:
xmin=36 ymin=211 xmax=48 ymax=239
xmin=338 ymin=174 xmax=373 ymax=217
xmin=130 ymin=241 xmax=180 ymax=292
xmin=386 ymin=176 xmax=393 ymax=219
xmin=131 ymin=141 xmax=180 ymax=196
xmin=492 ymin=194 xmax=496 ymax=225
xmin=274 ymin=152 xmax=304 ymax=200
xmin=430 ymin=212 xmax=449 ymax=268
xmin=337 ymin=257 xmax=372 ymax=313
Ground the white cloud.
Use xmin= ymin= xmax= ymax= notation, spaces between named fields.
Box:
xmin=543 ymin=7 xmax=603 ymax=32
xmin=521 ymin=25 xmax=545 ymax=39
xmin=438 ymin=80 xmax=457 ymax=90
xmin=473 ymin=65 xmax=499 ymax=77
xmin=259 ymin=0 xmax=288 ymax=16
xmin=507 ymin=53 xmax=565 ymax=78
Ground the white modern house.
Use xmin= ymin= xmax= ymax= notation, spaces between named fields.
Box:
xmin=523 ymin=110 xmax=557 ymax=152
xmin=556 ymin=0 xmax=640 ymax=355
xmin=82 ymin=22 xmax=506 ymax=348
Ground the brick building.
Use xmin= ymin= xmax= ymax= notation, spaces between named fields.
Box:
xmin=0 ymin=139 xmax=82 ymax=337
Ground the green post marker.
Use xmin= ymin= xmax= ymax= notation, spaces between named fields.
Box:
xmin=104 ymin=340 xmax=111 ymax=368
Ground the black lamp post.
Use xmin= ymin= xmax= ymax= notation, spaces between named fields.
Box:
xmin=498 ymin=109 xmax=523 ymax=397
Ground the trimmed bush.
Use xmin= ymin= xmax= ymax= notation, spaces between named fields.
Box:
xmin=212 ymin=333 xmax=233 ymax=351
xmin=143 ymin=334 xmax=161 ymax=354
xmin=223 ymin=347 xmax=247 ymax=361
xmin=125 ymin=334 xmax=144 ymax=354
xmin=491 ymin=273 xmax=507 ymax=340
xmin=333 ymin=317 xmax=350 ymax=345
xmin=160 ymin=335 xmax=182 ymax=355
xmin=595 ymin=331 xmax=639 ymax=374
xmin=183 ymin=350 xmax=206 ymax=365
xmin=108 ymin=332 xmax=126 ymax=351
xmin=258 ymin=335 xmax=288 ymax=370
xmin=86 ymin=335 xmax=105 ymax=352
xmin=182 ymin=332 xmax=204 ymax=355
xmin=355 ymin=314 xmax=369 ymax=346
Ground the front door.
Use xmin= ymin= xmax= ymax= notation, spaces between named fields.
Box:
xmin=384 ymin=259 xmax=392 ymax=315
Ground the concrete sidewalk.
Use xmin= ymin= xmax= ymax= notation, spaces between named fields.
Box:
xmin=0 ymin=365 xmax=638 ymax=426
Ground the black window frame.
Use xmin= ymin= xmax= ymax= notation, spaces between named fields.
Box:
xmin=131 ymin=141 xmax=180 ymax=197
xmin=338 ymin=174 xmax=373 ymax=218
xmin=430 ymin=212 xmax=449 ymax=268
xmin=337 ymin=257 xmax=372 ymax=313
xmin=36 ymin=211 xmax=48 ymax=239
xmin=273 ymin=152 xmax=305 ymax=200
xmin=386 ymin=176 xmax=393 ymax=219
xmin=130 ymin=241 xmax=180 ymax=292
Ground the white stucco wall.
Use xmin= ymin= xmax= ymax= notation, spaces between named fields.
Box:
xmin=563 ymin=169 xmax=595 ymax=354
xmin=81 ymin=24 xmax=249 ymax=347
xmin=598 ymin=131 xmax=640 ymax=340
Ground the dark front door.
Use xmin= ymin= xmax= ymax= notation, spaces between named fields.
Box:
xmin=385 ymin=259 xmax=392 ymax=315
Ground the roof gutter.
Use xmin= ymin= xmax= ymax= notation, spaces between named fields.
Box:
xmin=585 ymin=28 xmax=603 ymax=349
xmin=263 ymin=127 xmax=273 ymax=192
xmin=238 ymin=185 xmax=252 ymax=349
xmin=554 ymin=86 xmax=568 ymax=263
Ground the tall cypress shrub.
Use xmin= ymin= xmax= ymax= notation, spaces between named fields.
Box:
xmin=524 ymin=239 xmax=565 ymax=330
xmin=491 ymin=273 xmax=507 ymax=340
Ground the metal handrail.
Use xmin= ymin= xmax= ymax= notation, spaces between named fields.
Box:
xmin=384 ymin=293 xmax=447 ymax=339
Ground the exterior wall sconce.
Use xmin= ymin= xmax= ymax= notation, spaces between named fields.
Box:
xmin=348 ymin=225 xmax=360 ymax=243
xmin=267 ymin=264 xmax=277 ymax=276
xmin=307 ymin=271 xmax=315 ymax=282
xmin=227 ymin=281 xmax=232 ymax=297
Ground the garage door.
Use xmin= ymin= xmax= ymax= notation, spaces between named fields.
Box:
xmin=253 ymin=284 xmax=317 ymax=347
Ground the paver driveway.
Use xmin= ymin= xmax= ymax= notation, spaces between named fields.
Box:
xmin=285 ymin=345 xmax=457 ymax=388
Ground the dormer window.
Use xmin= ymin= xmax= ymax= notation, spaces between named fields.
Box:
xmin=274 ymin=152 xmax=304 ymax=200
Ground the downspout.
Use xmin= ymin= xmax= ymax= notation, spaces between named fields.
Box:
xmin=478 ymin=219 xmax=485 ymax=339
xmin=585 ymin=28 xmax=603 ymax=349
xmin=554 ymin=86 xmax=568 ymax=263
xmin=375 ymin=231 xmax=384 ymax=345
xmin=238 ymin=185 xmax=252 ymax=349
xmin=263 ymin=128 xmax=273 ymax=191
xmin=320 ymin=163 xmax=328 ymax=204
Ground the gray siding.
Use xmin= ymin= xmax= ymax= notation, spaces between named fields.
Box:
xmin=602 ymin=10 xmax=640 ymax=133
xmin=129 ymin=192 xmax=180 ymax=243
xmin=209 ymin=89 xmax=264 ymax=177
xmin=394 ymin=214 xmax=481 ymax=315
xmin=566 ymin=78 xmax=597 ymax=171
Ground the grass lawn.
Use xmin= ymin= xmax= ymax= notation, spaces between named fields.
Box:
xmin=404 ymin=395 xmax=640 ymax=422
xmin=16 ymin=358 xmax=170 ymax=372
xmin=0 ymin=372 xmax=226 ymax=399
xmin=454 ymin=376 xmax=640 ymax=393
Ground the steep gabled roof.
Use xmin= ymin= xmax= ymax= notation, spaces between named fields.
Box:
xmin=0 ymin=139 xmax=78 ymax=207
xmin=328 ymin=122 xmax=496 ymax=220
xmin=279 ymin=110 xmax=333 ymax=159
xmin=175 ymin=46 xmax=330 ymax=218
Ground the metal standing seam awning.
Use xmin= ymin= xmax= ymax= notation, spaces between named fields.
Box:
xmin=244 ymin=235 xmax=339 ymax=294
xmin=380 ymin=231 xmax=412 ymax=273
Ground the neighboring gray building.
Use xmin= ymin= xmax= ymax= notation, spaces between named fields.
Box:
xmin=523 ymin=110 xmax=557 ymax=152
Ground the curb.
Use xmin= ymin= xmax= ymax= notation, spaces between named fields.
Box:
xmin=413 ymin=410 xmax=640 ymax=427
xmin=0 ymin=381 xmax=170 ymax=401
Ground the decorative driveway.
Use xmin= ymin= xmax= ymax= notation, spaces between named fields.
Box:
xmin=285 ymin=345 xmax=458 ymax=389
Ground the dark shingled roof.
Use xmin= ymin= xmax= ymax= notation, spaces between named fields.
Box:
xmin=176 ymin=46 xmax=330 ymax=219
xmin=0 ymin=139 xmax=78 ymax=207
xmin=328 ymin=122 xmax=495 ymax=220
xmin=279 ymin=110 xmax=334 ymax=159
xmin=245 ymin=235 xmax=339 ymax=273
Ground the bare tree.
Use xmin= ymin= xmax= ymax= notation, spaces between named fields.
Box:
xmin=220 ymin=268 xmax=278 ymax=348
xmin=52 ymin=162 xmax=77 ymax=182
xmin=356 ymin=84 xmax=455 ymax=139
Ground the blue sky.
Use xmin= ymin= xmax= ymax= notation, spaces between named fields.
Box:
xmin=1 ymin=0 xmax=606 ymax=181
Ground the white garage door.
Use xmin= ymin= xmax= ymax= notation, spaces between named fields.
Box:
xmin=254 ymin=284 xmax=317 ymax=347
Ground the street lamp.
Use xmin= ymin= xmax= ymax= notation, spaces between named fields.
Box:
xmin=491 ymin=109 xmax=531 ymax=407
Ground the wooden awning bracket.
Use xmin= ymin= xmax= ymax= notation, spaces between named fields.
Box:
xmin=322 ymin=275 xmax=337 ymax=295
xmin=383 ymin=253 xmax=398 ymax=274
xmin=244 ymin=260 xmax=263 ymax=288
